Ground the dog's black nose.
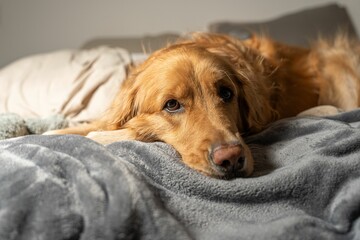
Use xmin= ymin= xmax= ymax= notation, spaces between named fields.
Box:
xmin=211 ymin=144 xmax=245 ymax=175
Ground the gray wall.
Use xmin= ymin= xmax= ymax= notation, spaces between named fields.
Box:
xmin=1 ymin=0 xmax=359 ymax=68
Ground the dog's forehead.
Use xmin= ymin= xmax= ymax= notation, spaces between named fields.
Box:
xmin=145 ymin=46 xmax=231 ymax=85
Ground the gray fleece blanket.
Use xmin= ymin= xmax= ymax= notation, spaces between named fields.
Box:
xmin=1 ymin=110 xmax=360 ymax=240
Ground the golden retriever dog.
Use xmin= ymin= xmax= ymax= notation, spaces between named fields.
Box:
xmin=46 ymin=33 xmax=360 ymax=179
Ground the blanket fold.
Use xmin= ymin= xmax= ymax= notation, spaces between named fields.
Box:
xmin=0 ymin=113 xmax=68 ymax=140
xmin=0 ymin=110 xmax=360 ymax=240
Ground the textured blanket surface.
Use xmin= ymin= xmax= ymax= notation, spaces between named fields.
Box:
xmin=0 ymin=110 xmax=360 ymax=240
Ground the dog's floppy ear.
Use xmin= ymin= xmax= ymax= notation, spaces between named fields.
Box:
xmin=191 ymin=33 xmax=278 ymax=132
xmin=224 ymin=37 xmax=278 ymax=133
xmin=235 ymin=69 xmax=277 ymax=133
xmin=101 ymin=72 xmax=140 ymax=130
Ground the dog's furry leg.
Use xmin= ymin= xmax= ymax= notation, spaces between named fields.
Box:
xmin=86 ymin=114 xmax=163 ymax=144
xmin=43 ymin=121 xmax=107 ymax=136
xmin=86 ymin=129 xmax=138 ymax=144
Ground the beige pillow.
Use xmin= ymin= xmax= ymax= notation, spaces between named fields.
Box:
xmin=0 ymin=47 xmax=131 ymax=124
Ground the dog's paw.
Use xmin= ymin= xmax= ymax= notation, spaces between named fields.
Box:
xmin=86 ymin=129 xmax=136 ymax=145
xmin=42 ymin=129 xmax=64 ymax=135
xmin=297 ymin=105 xmax=343 ymax=117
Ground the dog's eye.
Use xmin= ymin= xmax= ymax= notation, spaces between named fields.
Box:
xmin=219 ymin=86 xmax=233 ymax=103
xmin=164 ymin=99 xmax=182 ymax=113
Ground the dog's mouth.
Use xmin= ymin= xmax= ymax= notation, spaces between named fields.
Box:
xmin=199 ymin=165 xmax=249 ymax=180
xmin=181 ymin=149 xmax=253 ymax=179
xmin=210 ymin=158 xmax=250 ymax=180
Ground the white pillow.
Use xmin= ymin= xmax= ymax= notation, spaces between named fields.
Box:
xmin=0 ymin=47 xmax=131 ymax=124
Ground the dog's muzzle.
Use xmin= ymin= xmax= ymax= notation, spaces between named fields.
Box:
xmin=210 ymin=143 xmax=247 ymax=179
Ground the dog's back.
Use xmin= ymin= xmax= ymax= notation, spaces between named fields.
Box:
xmin=242 ymin=33 xmax=360 ymax=117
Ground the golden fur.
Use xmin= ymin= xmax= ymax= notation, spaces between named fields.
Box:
xmin=46 ymin=33 xmax=360 ymax=179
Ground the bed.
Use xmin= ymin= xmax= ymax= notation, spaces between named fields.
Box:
xmin=0 ymin=3 xmax=359 ymax=240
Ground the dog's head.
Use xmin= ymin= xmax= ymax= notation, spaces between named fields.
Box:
xmin=108 ymin=33 xmax=277 ymax=178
